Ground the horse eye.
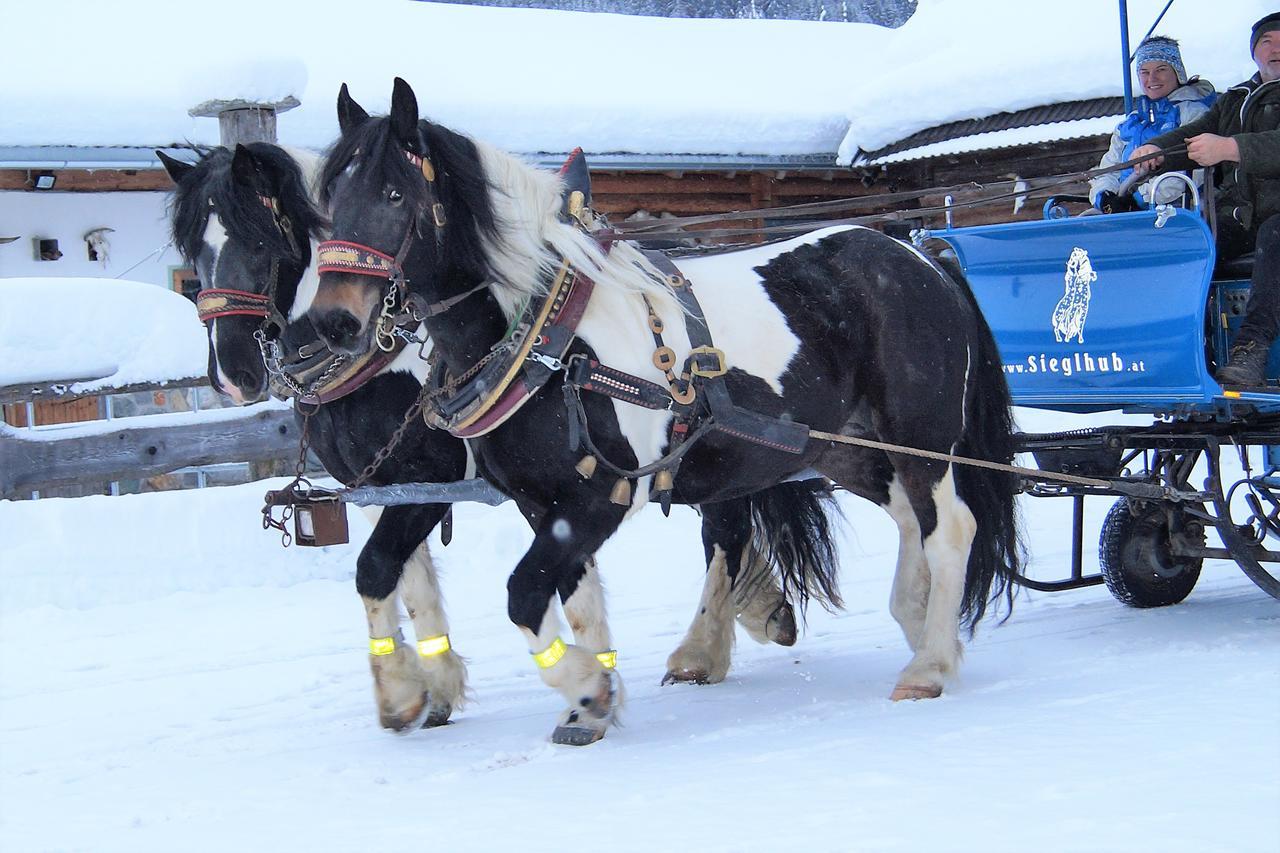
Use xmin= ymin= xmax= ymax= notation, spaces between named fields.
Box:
xmin=388 ymin=188 xmax=404 ymax=204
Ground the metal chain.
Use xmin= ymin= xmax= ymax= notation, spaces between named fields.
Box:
xmin=261 ymin=408 xmax=316 ymax=546
xmin=255 ymin=329 xmax=348 ymax=400
xmin=375 ymin=280 xmax=403 ymax=352
xmin=347 ymin=347 xmax=507 ymax=489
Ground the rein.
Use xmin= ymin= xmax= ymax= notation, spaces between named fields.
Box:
xmin=599 ymin=145 xmax=1190 ymax=244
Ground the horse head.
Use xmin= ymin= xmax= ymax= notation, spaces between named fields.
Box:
xmin=312 ymin=78 xmax=494 ymax=357
xmin=160 ymin=144 xmax=324 ymax=404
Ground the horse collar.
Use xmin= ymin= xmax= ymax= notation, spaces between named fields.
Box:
xmin=424 ymin=258 xmax=594 ymax=438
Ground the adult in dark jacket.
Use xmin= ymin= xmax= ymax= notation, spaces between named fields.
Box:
xmin=1134 ymin=12 xmax=1280 ymax=386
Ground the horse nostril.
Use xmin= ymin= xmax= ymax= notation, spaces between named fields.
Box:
xmin=230 ymin=369 xmax=265 ymax=398
xmin=316 ymin=309 xmax=362 ymax=348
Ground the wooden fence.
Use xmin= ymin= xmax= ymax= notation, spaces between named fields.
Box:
xmin=0 ymin=377 xmax=298 ymax=500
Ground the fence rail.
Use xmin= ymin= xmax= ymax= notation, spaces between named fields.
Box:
xmin=0 ymin=377 xmax=298 ymax=499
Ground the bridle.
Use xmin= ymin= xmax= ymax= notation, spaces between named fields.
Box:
xmin=315 ymin=144 xmax=488 ymax=350
xmin=194 ymin=192 xmax=300 ymax=336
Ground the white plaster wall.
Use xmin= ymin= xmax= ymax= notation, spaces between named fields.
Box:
xmin=0 ymin=191 xmax=186 ymax=289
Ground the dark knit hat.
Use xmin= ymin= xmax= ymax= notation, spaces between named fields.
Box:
xmin=1253 ymin=12 xmax=1280 ymax=53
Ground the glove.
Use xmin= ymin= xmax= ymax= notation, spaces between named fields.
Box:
xmin=1095 ymin=191 xmax=1141 ymax=214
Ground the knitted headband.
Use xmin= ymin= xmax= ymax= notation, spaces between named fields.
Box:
xmin=1135 ymin=36 xmax=1187 ymax=84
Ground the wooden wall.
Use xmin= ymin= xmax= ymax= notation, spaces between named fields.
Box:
xmin=592 ymin=135 xmax=1109 ymax=234
xmin=4 ymin=397 xmax=100 ymax=427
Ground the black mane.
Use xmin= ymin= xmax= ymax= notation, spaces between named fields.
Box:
xmin=319 ymin=116 xmax=498 ymax=285
xmin=169 ymin=143 xmax=326 ymax=265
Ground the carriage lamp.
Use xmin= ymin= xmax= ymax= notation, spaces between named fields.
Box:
xmin=263 ymin=485 xmax=349 ymax=547
xmin=293 ymin=497 xmax=349 ymax=547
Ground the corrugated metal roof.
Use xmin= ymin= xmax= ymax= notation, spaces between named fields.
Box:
xmin=855 ymin=97 xmax=1124 ymax=166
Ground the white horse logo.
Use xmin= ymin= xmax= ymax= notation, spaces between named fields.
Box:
xmin=1052 ymin=247 xmax=1097 ymax=344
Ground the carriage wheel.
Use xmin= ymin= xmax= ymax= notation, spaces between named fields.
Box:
xmin=1098 ymin=499 xmax=1204 ymax=608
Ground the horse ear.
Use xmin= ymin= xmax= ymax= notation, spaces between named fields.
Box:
xmin=231 ymin=144 xmax=262 ymax=189
xmin=336 ymin=83 xmax=369 ymax=136
xmin=390 ymin=77 xmax=420 ymax=148
xmin=156 ymin=150 xmax=193 ymax=183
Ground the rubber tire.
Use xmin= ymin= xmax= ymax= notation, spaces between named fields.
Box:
xmin=1099 ymin=499 xmax=1203 ymax=608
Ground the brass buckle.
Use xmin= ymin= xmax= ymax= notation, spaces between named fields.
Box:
xmin=688 ymin=346 xmax=727 ymax=378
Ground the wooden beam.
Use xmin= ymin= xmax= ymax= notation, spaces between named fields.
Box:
xmin=0 ymin=408 xmax=297 ymax=498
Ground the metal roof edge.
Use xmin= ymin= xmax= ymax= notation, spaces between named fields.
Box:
xmin=0 ymin=146 xmax=845 ymax=173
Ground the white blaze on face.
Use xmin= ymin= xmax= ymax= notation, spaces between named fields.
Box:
xmin=202 ymin=214 xmax=244 ymax=402
xmin=289 ymin=238 xmax=322 ymax=321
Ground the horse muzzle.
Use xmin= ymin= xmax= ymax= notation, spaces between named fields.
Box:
xmin=310 ymin=273 xmax=380 ymax=356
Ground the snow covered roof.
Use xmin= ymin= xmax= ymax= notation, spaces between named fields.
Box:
xmin=0 ymin=1 xmax=1268 ymax=166
xmin=857 ymin=98 xmax=1124 ymax=166
xmin=0 ymin=278 xmax=208 ymax=391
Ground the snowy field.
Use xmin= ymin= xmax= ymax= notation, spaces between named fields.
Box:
xmin=2 ymin=408 xmax=1277 ymax=852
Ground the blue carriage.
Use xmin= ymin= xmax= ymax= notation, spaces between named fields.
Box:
xmin=930 ymin=183 xmax=1280 ymax=606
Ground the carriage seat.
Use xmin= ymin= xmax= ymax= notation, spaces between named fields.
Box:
xmin=1216 ymin=251 xmax=1255 ymax=280
xmin=558 ymin=147 xmax=592 ymax=222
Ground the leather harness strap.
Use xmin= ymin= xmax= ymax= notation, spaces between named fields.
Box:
xmin=424 ymin=260 xmax=596 ymax=438
xmin=564 ymin=250 xmax=810 ymax=458
xmin=196 ymin=288 xmax=274 ymax=322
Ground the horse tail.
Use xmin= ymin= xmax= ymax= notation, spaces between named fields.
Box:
xmin=945 ymin=260 xmax=1025 ymax=630
xmin=743 ymin=479 xmax=844 ymax=612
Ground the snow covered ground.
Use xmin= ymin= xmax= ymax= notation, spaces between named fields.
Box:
xmin=2 ymin=410 xmax=1277 ymax=852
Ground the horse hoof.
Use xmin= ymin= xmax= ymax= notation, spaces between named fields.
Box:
xmin=421 ymin=702 xmax=453 ymax=729
xmin=890 ymin=683 xmax=943 ymax=702
xmin=765 ymin=602 xmax=797 ymax=647
xmin=378 ymin=688 xmax=430 ymax=731
xmin=552 ymin=708 xmax=607 ymax=745
xmin=661 ymin=669 xmax=710 ymax=686
xmin=552 ymin=724 xmax=605 ymax=746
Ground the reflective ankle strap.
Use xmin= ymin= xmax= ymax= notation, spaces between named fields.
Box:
xmin=531 ymin=636 xmax=568 ymax=668
xmin=416 ymin=634 xmax=452 ymax=657
xmin=369 ymin=630 xmax=403 ymax=656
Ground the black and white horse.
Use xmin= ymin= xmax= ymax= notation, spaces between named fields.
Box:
xmin=308 ymin=79 xmax=1022 ymax=742
xmin=160 ymin=141 xmax=838 ymax=741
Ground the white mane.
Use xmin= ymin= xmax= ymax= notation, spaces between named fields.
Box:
xmin=281 ymin=145 xmax=325 ymax=201
xmin=472 ymin=141 xmax=679 ymax=320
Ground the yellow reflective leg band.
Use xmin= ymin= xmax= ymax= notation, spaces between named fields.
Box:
xmin=416 ymin=634 xmax=452 ymax=658
xmin=369 ymin=636 xmax=397 ymax=656
xmin=531 ymin=636 xmax=568 ymax=669
xmin=595 ymin=649 xmax=618 ymax=669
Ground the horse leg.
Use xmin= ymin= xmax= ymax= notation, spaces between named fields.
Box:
xmin=397 ymin=517 xmax=468 ymax=728
xmin=560 ymin=557 xmax=612 ymax=653
xmin=884 ymin=477 xmax=930 ymax=652
xmin=663 ymin=500 xmax=751 ymax=685
xmin=508 ymin=495 xmax=627 ymax=745
xmin=357 ymin=505 xmax=453 ymax=731
xmin=733 ymin=549 xmax=797 ymax=647
xmin=890 ymin=465 xmax=976 ymax=701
